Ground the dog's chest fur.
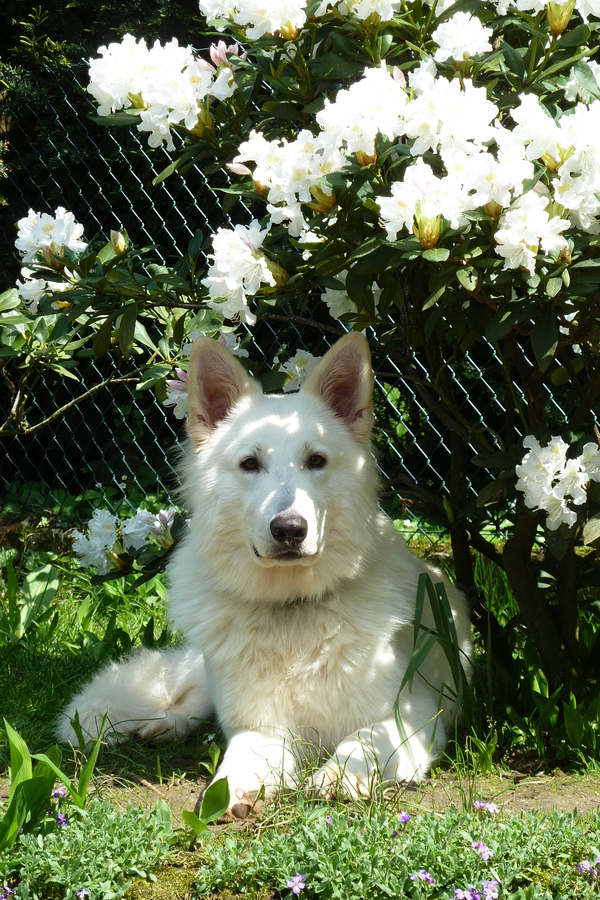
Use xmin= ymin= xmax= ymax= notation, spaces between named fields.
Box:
xmin=196 ymin=587 xmax=403 ymax=746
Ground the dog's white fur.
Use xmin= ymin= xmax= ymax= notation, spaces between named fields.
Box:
xmin=59 ymin=333 xmax=472 ymax=815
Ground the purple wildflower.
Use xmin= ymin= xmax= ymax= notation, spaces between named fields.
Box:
xmin=472 ymin=841 xmax=494 ymax=860
xmin=52 ymin=785 xmax=67 ymax=799
xmin=473 ymin=800 xmax=499 ymax=815
xmin=398 ymin=810 xmax=411 ymax=824
xmin=326 ymin=816 xmax=334 ymax=825
xmin=455 ymin=890 xmax=481 ymax=900
xmin=410 ymin=869 xmax=435 ymax=886
xmin=482 ymin=880 xmax=500 ymax=899
xmin=57 ymin=811 xmax=68 ymax=827
xmin=76 ymin=891 xmax=90 ymax=899
xmin=286 ymin=874 xmax=306 ymax=895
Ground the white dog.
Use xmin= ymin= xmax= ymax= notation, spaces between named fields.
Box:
xmin=59 ymin=332 xmax=472 ymax=817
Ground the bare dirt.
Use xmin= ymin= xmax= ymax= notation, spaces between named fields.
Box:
xmin=3 ymin=762 xmax=600 ymax=823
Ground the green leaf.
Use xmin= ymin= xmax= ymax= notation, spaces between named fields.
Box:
xmin=4 ymin=719 xmax=32 ymax=805
xmin=530 ymin=308 xmax=558 ymax=372
xmin=422 ymin=248 xmax=450 ymax=263
xmin=583 ymin=513 xmax=600 ymax=547
xmin=456 ymin=267 xmax=478 ymax=292
xmin=197 ymin=777 xmax=230 ymax=824
xmin=0 ymin=289 xmax=21 ymax=313
xmin=557 ymin=23 xmax=590 ymax=47
xmin=118 ymin=303 xmax=138 ymax=358
xmin=181 ymin=809 xmax=209 ymax=835
xmin=500 ymin=40 xmax=525 ymax=81
xmin=573 ymin=59 xmax=600 ymax=100
xmin=563 ymin=700 xmax=583 ymax=748
xmin=485 ymin=308 xmax=519 ymax=342
xmin=93 ymin=315 xmax=115 ymax=358
xmin=20 ymin=564 xmax=59 ymax=637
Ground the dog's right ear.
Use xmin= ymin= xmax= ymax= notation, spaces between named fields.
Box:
xmin=186 ymin=338 xmax=260 ymax=446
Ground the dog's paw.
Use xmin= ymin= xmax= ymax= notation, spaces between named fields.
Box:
xmin=308 ymin=762 xmax=371 ymax=800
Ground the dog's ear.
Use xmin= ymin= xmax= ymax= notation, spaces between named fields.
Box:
xmin=186 ymin=338 xmax=260 ymax=446
xmin=302 ymin=332 xmax=373 ymax=442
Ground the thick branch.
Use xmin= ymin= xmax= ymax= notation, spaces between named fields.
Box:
xmin=503 ymin=510 xmax=583 ymax=695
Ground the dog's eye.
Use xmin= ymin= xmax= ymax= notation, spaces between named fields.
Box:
xmin=307 ymin=454 xmax=327 ymax=470
xmin=240 ymin=456 xmax=260 ymax=472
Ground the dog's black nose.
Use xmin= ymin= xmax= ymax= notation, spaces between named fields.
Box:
xmin=270 ymin=513 xmax=308 ymax=546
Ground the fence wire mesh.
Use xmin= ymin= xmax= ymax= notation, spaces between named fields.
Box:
xmin=0 ymin=61 xmax=533 ymax=541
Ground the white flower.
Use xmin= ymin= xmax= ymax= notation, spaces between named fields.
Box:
xmin=321 ymin=272 xmax=356 ymax=319
xmin=122 ymin=509 xmax=156 ymax=550
xmin=72 ymin=509 xmax=118 ymax=573
xmin=278 ymin=349 xmax=319 ymax=391
xmin=575 ymin=0 xmax=600 ymax=21
xmin=564 ymin=60 xmax=600 ymax=103
xmin=217 ymin=331 xmax=250 ymax=357
xmin=163 ymin=368 xmax=189 ymax=419
xmin=431 ymin=12 xmax=493 ymax=63
xmin=199 ymin=0 xmax=308 ymax=38
xmin=403 ymin=77 xmax=497 ymax=158
xmin=378 ymin=157 xmax=469 ymax=241
xmin=15 ymin=207 xmax=86 ymax=264
xmin=494 ymin=191 xmax=570 ymax=277
xmin=581 ymin=442 xmax=600 ymax=481
xmin=16 ymin=271 xmax=48 ymax=313
xmin=316 ymin=62 xmax=407 ymax=158
xmin=233 ymin=129 xmax=343 ymax=235
xmin=202 ymin=220 xmax=275 ymax=324
xmin=88 ymin=34 xmax=236 ymax=151
xmin=515 ymin=436 xmax=593 ymax=531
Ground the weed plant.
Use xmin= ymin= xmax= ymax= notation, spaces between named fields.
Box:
xmin=3 ymin=799 xmax=173 ymax=899
xmin=193 ymin=797 xmax=600 ymax=899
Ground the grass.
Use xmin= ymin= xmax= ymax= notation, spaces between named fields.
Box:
xmin=3 ymin=517 xmax=600 ymax=898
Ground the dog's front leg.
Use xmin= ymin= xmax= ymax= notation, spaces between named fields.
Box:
xmin=310 ymin=713 xmax=448 ymax=798
xmin=209 ymin=729 xmax=296 ymax=819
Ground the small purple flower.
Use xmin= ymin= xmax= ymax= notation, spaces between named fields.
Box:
xmin=455 ymin=890 xmax=481 ymax=900
xmin=482 ymin=880 xmax=500 ymax=899
xmin=286 ymin=873 xmax=306 ymax=895
xmin=398 ymin=810 xmax=411 ymax=824
xmin=326 ymin=815 xmax=334 ymax=825
xmin=472 ymin=841 xmax=494 ymax=860
xmin=77 ymin=891 xmax=90 ymax=899
xmin=473 ymin=800 xmax=499 ymax=815
xmin=410 ymin=869 xmax=435 ymax=886
xmin=52 ymin=785 xmax=67 ymax=799
xmin=57 ymin=811 xmax=68 ymax=827
xmin=578 ymin=858 xmax=599 ymax=876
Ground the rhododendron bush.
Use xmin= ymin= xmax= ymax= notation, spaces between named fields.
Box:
xmin=2 ymin=0 xmax=600 ymax=705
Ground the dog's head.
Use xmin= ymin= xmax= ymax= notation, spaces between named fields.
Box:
xmin=181 ymin=333 xmax=380 ymax=601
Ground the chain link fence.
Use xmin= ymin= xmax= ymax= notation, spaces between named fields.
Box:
xmin=0 ymin=61 xmax=538 ymax=539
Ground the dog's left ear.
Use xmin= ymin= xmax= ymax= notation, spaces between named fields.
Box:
xmin=186 ymin=337 xmax=260 ymax=446
xmin=302 ymin=332 xmax=374 ymax=443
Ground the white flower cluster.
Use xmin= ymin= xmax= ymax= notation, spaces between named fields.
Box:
xmin=515 ymin=436 xmax=600 ymax=530
xmin=199 ymin=0 xmax=411 ymax=34
xmin=16 ymin=207 xmax=86 ymax=264
xmin=72 ymin=507 xmax=177 ymax=573
xmin=88 ymin=34 xmax=237 ymax=150
xmin=15 ymin=207 xmax=86 ymax=313
xmin=201 ymin=220 xmax=276 ymax=324
xmin=496 ymin=0 xmax=600 ymax=22
xmin=199 ymin=0 xmax=308 ymax=37
xmin=232 ymin=129 xmax=344 ymax=236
